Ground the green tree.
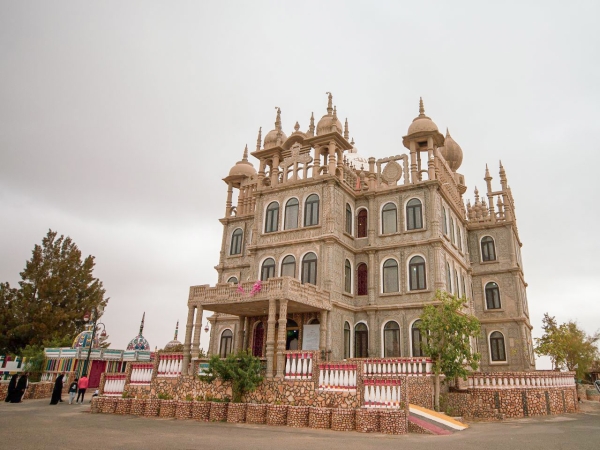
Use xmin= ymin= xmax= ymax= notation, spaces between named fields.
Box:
xmin=2 ymin=230 xmax=108 ymax=354
xmin=418 ymin=290 xmax=481 ymax=411
xmin=0 ymin=282 xmax=19 ymax=354
xmin=199 ymin=350 xmax=263 ymax=403
xmin=535 ymin=313 xmax=599 ymax=379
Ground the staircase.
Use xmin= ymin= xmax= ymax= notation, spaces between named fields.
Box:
xmin=408 ymin=404 xmax=468 ymax=435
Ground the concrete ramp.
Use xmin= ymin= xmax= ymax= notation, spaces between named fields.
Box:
xmin=409 ymin=404 xmax=468 ymax=435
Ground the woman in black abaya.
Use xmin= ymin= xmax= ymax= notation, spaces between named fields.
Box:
xmin=11 ymin=373 xmax=29 ymax=403
xmin=4 ymin=374 xmax=18 ymax=402
xmin=49 ymin=373 xmax=64 ymax=405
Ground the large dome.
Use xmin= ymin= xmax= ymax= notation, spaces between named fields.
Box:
xmin=440 ymin=129 xmax=463 ymax=171
xmin=407 ymin=98 xmax=439 ymax=135
xmin=127 ymin=313 xmax=150 ymax=351
xmin=72 ymin=329 xmax=99 ymax=349
xmin=317 ymin=108 xmax=343 ymax=135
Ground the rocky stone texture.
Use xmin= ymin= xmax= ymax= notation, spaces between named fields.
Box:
xmin=130 ymin=398 xmax=146 ymax=416
xmin=175 ymin=401 xmax=193 ymax=420
xmin=331 ymin=408 xmax=355 ymax=431
xmin=246 ymin=403 xmax=267 ymax=424
xmin=586 ymin=389 xmax=600 ymax=401
xmin=309 ymin=407 xmax=332 ymax=429
xmin=143 ymin=398 xmax=160 ymax=417
xmin=209 ymin=402 xmax=228 ymax=422
xmin=192 ymin=401 xmax=211 ymax=421
xmin=266 ymin=404 xmax=288 ymax=426
xmin=91 ymin=397 xmax=101 ymax=414
xmin=356 ymin=408 xmax=379 ymax=433
xmin=115 ymin=398 xmax=132 ymax=415
xmin=226 ymin=403 xmax=247 ymax=423
xmin=379 ymin=410 xmax=407 ymax=435
xmin=407 ymin=376 xmax=434 ymax=409
xmin=286 ymin=406 xmax=309 ymax=428
xmin=101 ymin=397 xmax=117 ymax=414
xmin=0 ymin=381 xmax=58 ymax=400
xmin=158 ymin=400 xmax=176 ymax=418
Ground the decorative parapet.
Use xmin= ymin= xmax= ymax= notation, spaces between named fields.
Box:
xmin=157 ymin=353 xmax=183 ymax=378
xmin=359 ymin=358 xmax=433 ymax=377
xmin=467 ymin=371 xmax=575 ymax=389
xmin=102 ymin=374 xmax=126 ymax=396
xmin=284 ymin=351 xmax=316 ymax=380
xmin=129 ymin=363 xmax=153 ymax=385
xmin=363 ymin=379 xmax=403 ymax=408
xmin=318 ymin=363 xmax=357 ymax=391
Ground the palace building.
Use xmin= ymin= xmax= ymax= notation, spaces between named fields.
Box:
xmin=181 ymin=94 xmax=535 ymax=377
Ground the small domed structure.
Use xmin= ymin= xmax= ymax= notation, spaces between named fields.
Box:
xmin=263 ymin=107 xmax=287 ymax=149
xmin=440 ymin=128 xmax=463 ymax=171
xmin=316 ymin=92 xmax=343 ymax=135
xmin=345 ymin=141 xmax=369 ymax=170
xmin=407 ymin=97 xmax=439 ymax=135
xmin=72 ymin=327 xmax=99 ymax=349
xmin=164 ymin=320 xmax=182 ymax=350
xmin=127 ymin=313 xmax=150 ymax=351
xmin=228 ymin=145 xmax=256 ymax=178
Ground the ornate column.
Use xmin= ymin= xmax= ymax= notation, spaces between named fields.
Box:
xmin=242 ymin=317 xmax=249 ymax=351
xmin=320 ymin=310 xmax=328 ymax=359
xmin=271 ymin=154 xmax=280 ymax=186
xmin=225 ymin=182 xmax=233 ymax=217
xmin=409 ymin=142 xmax=417 ymax=183
xmin=367 ymin=194 xmax=376 ymax=246
xmin=265 ymin=299 xmax=277 ymax=378
xmin=236 ymin=315 xmax=245 ymax=352
xmin=182 ymin=305 xmax=195 ymax=375
xmin=191 ymin=306 xmax=203 ymax=359
xmin=328 ymin=141 xmax=336 ymax=175
xmin=276 ymin=300 xmax=288 ymax=378
xmin=367 ymin=250 xmax=376 ymax=306
xmin=367 ymin=310 xmax=377 ymax=357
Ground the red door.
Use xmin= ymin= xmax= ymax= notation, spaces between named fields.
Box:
xmin=88 ymin=360 xmax=106 ymax=389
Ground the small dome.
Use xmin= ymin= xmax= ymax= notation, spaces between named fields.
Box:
xmin=72 ymin=329 xmax=99 ymax=349
xmin=440 ymin=129 xmax=463 ymax=171
xmin=164 ymin=339 xmax=182 ymax=350
xmin=228 ymin=145 xmax=256 ymax=178
xmin=345 ymin=145 xmax=369 ymax=170
xmin=407 ymin=97 xmax=439 ymax=136
xmin=264 ymin=128 xmax=288 ymax=149
xmin=127 ymin=334 xmax=150 ymax=351
xmin=316 ymin=113 xmax=343 ymax=135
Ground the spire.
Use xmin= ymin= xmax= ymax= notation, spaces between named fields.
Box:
xmin=419 ymin=97 xmax=425 ymax=116
xmin=351 ymin=137 xmax=355 ymax=146
xmin=294 ymin=121 xmax=300 ymax=132
xmin=274 ymin=107 xmax=282 ymax=130
xmin=174 ymin=320 xmax=179 ymax=340
xmin=344 ymin=118 xmax=349 ymax=140
xmin=256 ymin=127 xmax=262 ymax=151
xmin=446 ymin=127 xmax=451 ymax=138
xmin=326 ymin=92 xmax=333 ymax=115
xmin=242 ymin=144 xmax=248 ymax=162
xmin=499 ymin=160 xmax=507 ymax=188
xmin=139 ymin=312 xmax=145 ymax=335
xmin=308 ymin=112 xmax=315 ymax=136
xmin=485 ymin=163 xmax=490 ymax=178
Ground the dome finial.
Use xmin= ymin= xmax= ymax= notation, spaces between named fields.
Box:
xmin=308 ymin=112 xmax=315 ymax=136
xmin=274 ymin=107 xmax=282 ymax=130
xmin=139 ymin=312 xmax=145 ymax=335
xmin=256 ymin=127 xmax=262 ymax=151
xmin=419 ymin=97 xmax=425 ymax=116
xmin=294 ymin=121 xmax=300 ymax=132
xmin=174 ymin=320 xmax=179 ymax=340
xmin=446 ymin=127 xmax=451 ymax=137
xmin=242 ymin=144 xmax=248 ymax=162
xmin=344 ymin=118 xmax=349 ymax=140
xmin=326 ymin=92 xmax=333 ymax=115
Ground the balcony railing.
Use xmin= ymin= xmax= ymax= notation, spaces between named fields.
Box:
xmin=467 ymin=371 xmax=575 ymax=389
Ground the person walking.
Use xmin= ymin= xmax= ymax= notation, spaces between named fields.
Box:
xmin=76 ymin=374 xmax=89 ymax=404
xmin=68 ymin=377 xmax=79 ymax=404
xmin=50 ymin=373 xmax=65 ymax=405
xmin=4 ymin=374 xmax=18 ymax=403
xmin=11 ymin=373 xmax=29 ymax=403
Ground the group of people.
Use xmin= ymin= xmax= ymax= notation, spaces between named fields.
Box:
xmin=49 ymin=373 xmax=89 ymax=405
xmin=3 ymin=373 xmax=29 ymax=403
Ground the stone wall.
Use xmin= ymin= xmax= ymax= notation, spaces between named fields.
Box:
xmin=0 ymin=381 xmax=61 ymax=400
xmin=407 ymin=376 xmax=434 ymax=409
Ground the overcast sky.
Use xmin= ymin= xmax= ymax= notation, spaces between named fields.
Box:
xmin=1 ymin=1 xmax=599 ymax=367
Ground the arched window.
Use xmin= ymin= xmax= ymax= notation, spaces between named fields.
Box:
xmin=219 ymin=329 xmax=233 ymax=358
xmin=462 ymin=275 xmax=467 ymax=299
xmin=357 ymin=209 xmax=368 ymax=238
xmin=356 ymin=263 xmax=368 ymax=295
xmin=409 ymin=256 xmax=426 ymax=291
xmin=344 ymin=260 xmax=352 ymax=293
xmin=381 ymin=202 xmax=397 ymax=234
xmin=265 ymin=202 xmax=279 ymax=233
xmin=226 ymin=276 xmax=238 ymax=284
xmin=345 ymin=203 xmax=352 ymax=235
xmin=383 ymin=321 xmax=400 ymax=357
xmin=412 ymin=320 xmax=427 ymax=357
xmin=481 ymin=236 xmax=496 ymax=261
xmin=454 ymin=270 xmax=459 ymax=296
xmin=406 ymin=198 xmax=423 ymax=230
xmin=485 ymin=282 xmax=501 ymax=309
xmin=490 ymin=331 xmax=506 ymax=361
xmin=344 ymin=322 xmax=351 ymax=359
xmin=284 ymin=198 xmax=299 ymax=230
xmin=230 ymin=229 xmax=243 ymax=255
xmin=304 ymin=194 xmax=319 ymax=226
xmin=252 ymin=322 xmax=264 ymax=357
xmin=450 ymin=218 xmax=455 ymax=244
xmin=355 ymin=323 xmax=368 ymax=358
xmin=457 ymin=227 xmax=462 ymax=251
xmin=446 ymin=262 xmax=452 ymax=292
xmin=442 ymin=207 xmax=448 ymax=235
xmin=382 ymin=259 xmax=399 ymax=293
xmin=301 ymin=252 xmax=317 ymax=285
xmin=261 ymin=258 xmax=276 ymax=281
xmin=281 ymin=255 xmax=296 ymax=278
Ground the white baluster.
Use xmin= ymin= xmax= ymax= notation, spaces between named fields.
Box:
xmin=324 ymin=367 xmax=330 ymax=388
xmin=308 ymin=357 xmax=313 ymax=377
xmin=319 ymin=367 xmax=324 ymax=388
xmin=285 ymin=355 xmax=290 ymax=377
xmin=301 ymin=357 xmax=308 ymax=379
xmin=364 ymin=383 xmax=370 ymax=406
xmin=385 ymin=385 xmax=391 ymax=407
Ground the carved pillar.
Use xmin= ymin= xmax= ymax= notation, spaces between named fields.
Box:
xmin=225 ymin=182 xmax=233 ymax=217
xmin=276 ymin=300 xmax=288 ymax=378
xmin=367 ymin=195 xmax=375 ymax=246
xmin=257 ymin=159 xmax=266 ymax=187
xmin=427 ymin=148 xmax=435 ymax=180
xmin=236 ymin=315 xmax=245 ymax=352
xmin=182 ymin=305 xmax=195 ymax=375
xmin=313 ymin=145 xmax=321 ymax=177
xmin=271 ymin=154 xmax=280 ymax=186
xmin=432 ymin=242 xmax=444 ymax=290
xmin=328 ymin=141 xmax=336 ymax=175
xmin=242 ymin=316 xmax=249 ymax=351
xmin=367 ymin=310 xmax=377 ymax=357
xmin=191 ymin=306 xmax=203 ymax=359
xmin=410 ymin=142 xmax=417 ymax=183
xmin=320 ymin=310 xmax=328 ymax=360
xmin=367 ymin=250 xmax=376 ymax=305
xmin=266 ymin=299 xmax=277 ymax=378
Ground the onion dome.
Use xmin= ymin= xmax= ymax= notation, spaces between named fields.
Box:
xmin=127 ymin=312 xmax=150 ymax=351
xmin=316 ymin=92 xmax=343 ymax=135
xmin=440 ymin=128 xmax=463 ymax=171
xmin=228 ymin=145 xmax=256 ymax=178
xmin=345 ymin=140 xmax=369 ymax=170
xmin=407 ymin=97 xmax=439 ymax=135
xmin=263 ymin=107 xmax=288 ymax=149
xmin=72 ymin=327 xmax=100 ymax=349
xmin=164 ymin=321 xmax=182 ymax=350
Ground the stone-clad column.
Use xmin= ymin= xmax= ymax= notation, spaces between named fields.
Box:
xmin=182 ymin=305 xmax=195 ymax=375
xmin=320 ymin=310 xmax=328 ymax=360
xmin=265 ymin=299 xmax=277 ymax=378
xmin=191 ymin=306 xmax=203 ymax=360
xmin=276 ymin=300 xmax=288 ymax=378
xmin=236 ymin=315 xmax=245 ymax=352
xmin=242 ymin=317 xmax=249 ymax=351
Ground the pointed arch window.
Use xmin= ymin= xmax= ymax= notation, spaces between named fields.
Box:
xmin=454 ymin=270 xmax=459 ymax=296
xmin=457 ymin=227 xmax=463 ymax=251
xmin=406 ymin=198 xmax=423 ymax=230
xmin=384 ymin=321 xmax=400 ymax=357
xmin=357 ymin=263 xmax=368 ymax=295
xmin=304 ymin=194 xmax=319 ymax=227
xmin=301 ymin=252 xmax=317 ymax=285
xmin=345 ymin=204 xmax=353 ymax=235
xmin=357 ymin=209 xmax=368 ymax=238
xmin=485 ymin=282 xmax=501 ymax=309
xmin=409 ymin=256 xmax=426 ymax=291
xmin=355 ymin=323 xmax=368 ymax=358
xmin=381 ymin=202 xmax=397 ymax=234
xmin=481 ymin=236 xmax=496 ymax=261
xmin=219 ymin=329 xmax=233 ymax=358
xmin=281 ymin=255 xmax=296 ymax=278
xmin=230 ymin=228 xmax=243 ymax=255
xmin=442 ymin=207 xmax=448 ymax=235
xmin=490 ymin=331 xmax=506 ymax=361
xmin=450 ymin=217 xmax=455 ymax=244
xmin=344 ymin=322 xmax=351 ymax=359
xmin=412 ymin=320 xmax=427 ymax=357
xmin=284 ymin=198 xmax=299 ymax=230
xmin=446 ymin=262 xmax=452 ymax=292
xmin=260 ymin=258 xmax=276 ymax=281
xmin=344 ymin=260 xmax=352 ymax=293
xmin=382 ymin=259 xmax=399 ymax=293
xmin=265 ymin=202 xmax=279 ymax=233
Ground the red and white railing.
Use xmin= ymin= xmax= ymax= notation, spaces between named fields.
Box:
xmin=361 ymin=358 xmax=432 ymax=377
xmin=157 ymin=354 xmax=183 ymax=377
xmin=130 ymin=363 xmax=153 ymax=385
xmin=363 ymin=379 xmax=402 ymax=408
xmin=318 ymin=363 xmax=357 ymax=391
xmin=284 ymin=352 xmax=314 ymax=380
xmin=103 ymin=375 xmax=126 ymax=396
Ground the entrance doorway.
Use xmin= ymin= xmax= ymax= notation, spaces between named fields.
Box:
xmin=252 ymin=322 xmax=264 ymax=357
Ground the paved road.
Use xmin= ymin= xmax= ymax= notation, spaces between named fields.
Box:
xmin=1 ymin=399 xmax=599 ymax=450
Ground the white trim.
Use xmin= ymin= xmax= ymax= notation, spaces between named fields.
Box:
xmin=408 ymin=318 xmax=422 ymax=357
xmin=403 ymin=196 xmax=425 ymax=231
xmin=218 ymin=327 xmax=234 ymax=357
xmin=229 ymin=227 xmax=244 ymax=256
xmin=300 ymin=250 xmax=318 ymax=285
xmin=379 ymin=201 xmax=399 ymax=235
xmin=381 ymin=320 xmax=401 ymax=357
xmin=479 ymin=235 xmax=497 ymax=262
xmin=344 ymin=202 xmax=354 ymax=236
xmin=380 ymin=256 xmax=400 ymax=293
xmin=283 ymin=196 xmax=300 ymax=230
xmin=406 ymin=253 xmax=428 ymax=292
xmin=279 ymin=254 xmax=297 ymax=278
xmin=354 ymin=320 xmax=369 ymax=358
xmin=263 ymin=201 xmax=280 ymax=233
xmin=258 ymin=256 xmax=277 ymax=281
xmin=483 ymin=280 xmax=502 ymax=310
xmin=343 ymin=320 xmax=354 ymax=359
xmin=487 ymin=330 xmax=507 ymax=364
xmin=303 ymin=193 xmax=320 ymax=227
xmin=226 ymin=276 xmax=239 ymax=284
xmin=355 ymin=206 xmax=369 ymax=239
xmin=344 ymin=258 xmax=353 ymax=295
